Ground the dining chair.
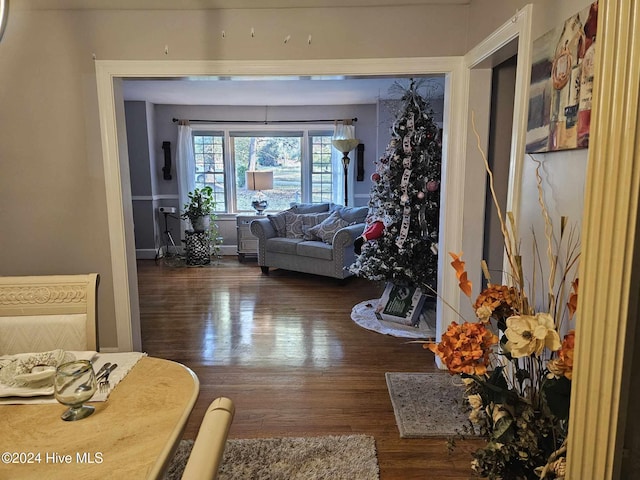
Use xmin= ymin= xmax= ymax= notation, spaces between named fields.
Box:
xmin=0 ymin=273 xmax=99 ymax=354
xmin=181 ymin=396 xmax=235 ymax=480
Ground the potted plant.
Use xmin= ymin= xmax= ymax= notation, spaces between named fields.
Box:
xmin=181 ymin=186 xmax=215 ymax=233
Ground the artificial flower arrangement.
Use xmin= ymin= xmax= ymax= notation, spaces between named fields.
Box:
xmin=426 ymin=118 xmax=580 ymax=480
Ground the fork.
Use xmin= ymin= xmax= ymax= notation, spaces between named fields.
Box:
xmin=98 ymin=364 xmax=117 ymax=393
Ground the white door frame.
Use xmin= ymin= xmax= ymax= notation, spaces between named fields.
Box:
xmin=95 ymin=57 xmax=468 ymax=352
xmin=434 ymin=5 xmax=533 ymax=346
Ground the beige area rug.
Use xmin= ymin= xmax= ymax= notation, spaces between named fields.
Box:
xmin=386 ymin=372 xmax=477 ymax=438
xmin=165 ymin=434 xmax=379 ymax=480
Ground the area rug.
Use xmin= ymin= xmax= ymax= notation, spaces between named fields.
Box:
xmin=351 ymin=299 xmax=436 ymax=339
xmin=165 ymin=434 xmax=379 ymax=480
xmin=385 ymin=372 xmax=477 ymax=438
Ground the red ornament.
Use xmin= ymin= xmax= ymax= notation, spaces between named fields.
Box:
xmin=354 ymin=220 xmax=385 ymax=255
xmin=417 ymin=191 xmax=425 ymax=200
xmin=371 ymin=172 xmax=381 ymax=182
xmin=426 ymin=180 xmax=439 ymax=192
xmin=362 ymin=221 xmax=385 ymax=241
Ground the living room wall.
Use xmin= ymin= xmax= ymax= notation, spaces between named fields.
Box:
xmin=467 ymin=0 xmax=592 ymax=308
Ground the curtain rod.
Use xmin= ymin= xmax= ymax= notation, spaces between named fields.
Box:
xmin=172 ymin=117 xmax=357 ymax=124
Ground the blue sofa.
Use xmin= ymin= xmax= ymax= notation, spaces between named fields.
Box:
xmin=250 ymin=203 xmax=367 ymax=279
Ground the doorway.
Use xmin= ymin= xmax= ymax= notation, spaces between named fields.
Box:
xmin=483 ymin=55 xmax=517 ymax=284
xmin=97 ymin=58 xmax=468 ymax=351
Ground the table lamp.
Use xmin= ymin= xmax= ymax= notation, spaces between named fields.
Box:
xmin=245 ymin=170 xmax=274 ymax=215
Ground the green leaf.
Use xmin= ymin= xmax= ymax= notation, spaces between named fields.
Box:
xmin=515 ymin=368 xmax=530 ymax=386
xmin=492 ymin=410 xmax=514 ymax=442
xmin=542 ymin=376 xmax=571 ymax=420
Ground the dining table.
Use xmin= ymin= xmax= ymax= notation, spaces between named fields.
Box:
xmin=0 ymin=354 xmax=199 ymax=480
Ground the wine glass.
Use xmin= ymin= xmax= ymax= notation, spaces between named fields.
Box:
xmin=54 ymin=360 xmax=97 ymax=421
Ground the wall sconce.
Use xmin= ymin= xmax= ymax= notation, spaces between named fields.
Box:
xmin=331 ymin=138 xmax=359 ymax=206
xmin=245 ymin=170 xmax=274 ymax=215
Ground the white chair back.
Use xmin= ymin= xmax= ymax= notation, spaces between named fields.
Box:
xmin=0 ymin=274 xmax=99 ymax=354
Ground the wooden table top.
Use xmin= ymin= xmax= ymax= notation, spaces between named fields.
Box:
xmin=0 ymin=356 xmax=199 ymax=480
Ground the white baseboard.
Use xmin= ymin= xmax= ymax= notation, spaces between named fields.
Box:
xmin=219 ymin=245 xmax=237 ymax=256
xmin=138 ymin=245 xmax=240 ymax=259
xmin=136 ymin=249 xmax=158 ymax=260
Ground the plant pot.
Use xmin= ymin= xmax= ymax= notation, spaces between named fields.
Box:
xmin=190 ymin=215 xmax=210 ymax=233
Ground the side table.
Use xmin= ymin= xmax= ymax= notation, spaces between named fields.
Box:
xmin=236 ymin=214 xmax=259 ymax=262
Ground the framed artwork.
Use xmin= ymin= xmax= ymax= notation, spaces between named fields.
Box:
xmin=526 ymin=1 xmax=598 ymax=153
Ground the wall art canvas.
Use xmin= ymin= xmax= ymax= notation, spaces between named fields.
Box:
xmin=526 ymin=1 xmax=598 ymax=153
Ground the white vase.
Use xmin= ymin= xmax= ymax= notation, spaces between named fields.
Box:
xmin=190 ymin=215 xmax=210 ymax=233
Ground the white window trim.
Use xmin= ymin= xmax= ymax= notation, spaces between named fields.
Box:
xmin=191 ymin=123 xmax=334 ymax=214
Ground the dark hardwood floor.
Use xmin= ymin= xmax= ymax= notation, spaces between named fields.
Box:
xmin=137 ymin=257 xmax=483 ymax=479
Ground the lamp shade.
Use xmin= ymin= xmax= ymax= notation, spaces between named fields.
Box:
xmin=245 ymin=170 xmax=274 ymax=191
xmin=332 ymin=138 xmax=360 ymax=154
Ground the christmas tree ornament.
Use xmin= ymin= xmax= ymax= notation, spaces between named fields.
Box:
xmin=371 ymin=172 xmax=381 ymax=182
xmin=353 ymin=221 xmax=385 ymax=255
xmin=426 ymin=180 xmax=439 ymax=192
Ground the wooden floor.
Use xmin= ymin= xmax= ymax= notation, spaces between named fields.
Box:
xmin=137 ymin=257 xmax=484 ymax=479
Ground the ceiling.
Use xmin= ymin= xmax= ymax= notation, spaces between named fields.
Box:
xmin=15 ymin=0 xmax=469 ymax=10
xmin=122 ymin=76 xmax=446 ymax=106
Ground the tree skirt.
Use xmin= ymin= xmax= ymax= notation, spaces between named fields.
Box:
xmin=351 ymin=299 xmax=436 ymax=339
xmin=164 ymin=434 xmax=379 ymax=480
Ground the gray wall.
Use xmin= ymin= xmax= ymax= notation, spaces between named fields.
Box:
xmin=126 ymin=101 xmax=399 ymax=255
xmin=126 ymin=101 xmax=158 ymax=257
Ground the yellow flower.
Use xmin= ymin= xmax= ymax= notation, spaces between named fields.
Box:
xmin=504 ymin=313 xmax=561 ymax=357
xmin=476 ymin=305 xmax=493 ymax=323
xmin=468 ymin=393 xmax=483 ymax=410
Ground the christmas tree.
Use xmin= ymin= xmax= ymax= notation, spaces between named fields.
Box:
xmin=350 ymin=81 xmax=441 ymax=292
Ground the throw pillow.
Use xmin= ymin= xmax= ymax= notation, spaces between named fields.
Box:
xmin=267 ymin=211 xmax=288 ymax=237
xmin=308 ymin=211 xmax=350 ymax=244
xmin=329 ymin=204 xmax=368 ymax=224
xmin=302 ymin=212 xmax=331 ymax=240
xmin=290 ymin=203 xmax=330 ymax=214
xmin=285 ymin=212 xmax=331 ymax=239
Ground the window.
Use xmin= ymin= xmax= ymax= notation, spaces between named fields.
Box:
xmin=193 ymin=134 xmax=226 ymax=211
xmin=310 ymin=134 xmax=333 ymax=203
xmin=192 ymin=127 xmax=334 ymax=214
xmin=232 ymin=134 xmax=303 ymax=212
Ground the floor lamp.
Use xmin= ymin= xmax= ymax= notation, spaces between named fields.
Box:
xmin=332 ymin=138 xmax=359 ymax=206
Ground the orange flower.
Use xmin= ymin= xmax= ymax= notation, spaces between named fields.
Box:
xmin=473 ymin=284 xmax=519 ymax=322
xmin=449 ymin=252 xmax=472 ymax=297
xmin=426 ymin=321 xmax=498 ymax=375
xmin=547 ymin=330 xmax=575 ymax=380
xmin=568 ymin=278 xmax=579 ymax=320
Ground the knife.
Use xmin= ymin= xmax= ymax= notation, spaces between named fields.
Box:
xmin=94 ymin=362 xmax=111 ymax=378
xmin=97 ymin=363 xmax=118 ymax=380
